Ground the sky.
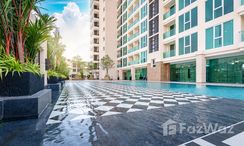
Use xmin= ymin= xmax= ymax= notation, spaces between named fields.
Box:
xmin=39 ymin=0 xmax=90 ymax=61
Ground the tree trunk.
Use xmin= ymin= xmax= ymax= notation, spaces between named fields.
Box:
xmin=106 ymin=68 xmax=108 ymax=76
xmin=17 ymin=35 xmax=24 ymax=63
xmin=5 ymin=36 xmax=11 ymax=55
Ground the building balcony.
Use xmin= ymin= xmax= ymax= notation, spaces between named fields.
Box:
xmin=163 ymin=29 xmax=175 ymax=39
xmin=163 ymin=0 xmax=175 ymax=7
xmin=117 ymin=64 xmax=122 ymax=68
xmin=128 ymin=60 xmax=140 ymax=66
xmin=117 ymin=33 xmax=122 ymax=38
xmin=128 ymin=0 xmax=133 ymax=6
xmin=128 ymin=4 xmax=140 ymax=18
xmin=128 ymin=45 xmax=140 ymax=54
xmin=128 ymin=32 xmax=139 ymax=41
xmin=90 ymin=0 xmax=99 ymax=7
xmin=238 ymin=0 xmax=244 ymax=15
xmin=240 ymin=30 xmax=244 ymax=42
xmin=117 ymin=53 xmax=122 ymax=58
xmin=163 ymin=49 xmax=175 ymax=58
xmin=128 ymin=19 xmax=140 ymax=30
xmin=117 ymin=43 xmax=122 ymax=48
xmin=163 ymin=7 xmax=175 ymax=20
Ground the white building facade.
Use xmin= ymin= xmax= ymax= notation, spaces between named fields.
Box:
xmin=116 ymin=0 xmax=244 ymax=84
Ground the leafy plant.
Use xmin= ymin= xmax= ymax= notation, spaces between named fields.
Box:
xmin=47 ymin=31 xmax=69 ymax=78
xmin=0 ymin=54 xmax=41 ymax=79
xmin=47 ymin=32 xmax=65 ymax=70
xmin=25 ymin=14 xmax=56 ymax=63
xmin=47 ymin=70 xmax=66 ymax=79
xmin=100 ymin=55 xmax=114 ymax=79
xmin=0 ymin=0 xmax=44 ymax=63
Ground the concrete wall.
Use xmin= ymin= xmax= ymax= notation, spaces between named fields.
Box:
xmin=147 ymin=62 xmax=163 ymax=81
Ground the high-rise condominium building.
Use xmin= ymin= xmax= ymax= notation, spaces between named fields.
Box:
xmin=90 ymin=0 xmax=117 ymax=80
xmin=116 ymin=0 xmax=244 ymax=84
xmin=90 ymin=0 xmax=100 ymax=79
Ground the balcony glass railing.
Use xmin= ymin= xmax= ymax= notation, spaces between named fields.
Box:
xmin=128 ymin=45 xmax=140 ymax=53
xmin=117 ymin=53 xmax=122 ymax=58
xmin=128 ymin=60 xmax=140 ymax=65
xmin=117 ymin=33 xmax=122 ymax=38
xmin=241 ymin=31 xmax=244 ymax=42
xmin=241 ymin=0 xmax=244 ymax=5
xmin=128 ymin=19 xmax=140 ymax=29
xmin=163 ymin=7 xmax=176 ymax=20
xmin=128 ymin=32 xmax=139 ymax=41
xmin=117 ymin=64 xmax=122 ymax=68
xmin=163 ymin=28 xmax=176 ymax=39
xmin=128 ymin=0 xmax=133 ymax=6
xmin=163 ymin=49 xmax=176 ymax=58
xmin=117 ymin=44 xmax=122 ymax=48
xmin=128 ymin=4 xmax=140 ymax=17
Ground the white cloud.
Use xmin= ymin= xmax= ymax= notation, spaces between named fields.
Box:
xmin=53 ymin=2 xmax=90 ymax=61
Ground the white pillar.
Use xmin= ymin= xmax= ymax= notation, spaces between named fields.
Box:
xmin=119 ymin=70 xmax=123 ymax=80
xmin=131 ymin=67 xmax=135 ymax=81
xmin=196 ymin=53 xmax=206 ymax=83
xmin=40 ymin=41 xmax=47 ymax=86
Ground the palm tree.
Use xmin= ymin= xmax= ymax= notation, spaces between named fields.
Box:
xmin=100 ymin=55 xmax=114 ymax=80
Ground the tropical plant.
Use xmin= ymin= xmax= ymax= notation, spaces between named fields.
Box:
xmin=72 ymin=55 xmax=87 ymax=78
xmin=0 ymin=0 xmax=44 ymax=63
xmin=100 ymin=55 xmax=114 ymax=79
xmin=25 ymin=14 xmax=56 ymax=62
xmin=0 ymin=54 xmax=40 ymax=79
xmin=47 ymin=31 xmax=65 ymax=70
xmin=0 ymin=44 xmax=4 ymax=55
xmin=55 ymin=56 xmax=69 ymax=77
xmin=47 ymin=31 xmax=69 ymax=79
xmin=47 ymin=70 xmax=66 ymax=79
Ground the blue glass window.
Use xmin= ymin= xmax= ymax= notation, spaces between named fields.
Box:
xmin=205 ymin=20 xmax=233 ymax=49
xmin=205 ymin=0 xmax=233 ymax=22
xmin=179 ymin=7 xmax=198 ymax=33
xmin=141 ymin=35 xmax=147 ymax=48
xmin=179 ymin=0 xmax=197 ymax=10
xmin=141 ymin=20 xmax=147 ymax=33
xmin=179 ymin=32 xmax=198 ymax=55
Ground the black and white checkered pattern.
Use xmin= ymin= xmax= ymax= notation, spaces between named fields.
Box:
xmin=47 ymin=81 xmax=218 ymax=125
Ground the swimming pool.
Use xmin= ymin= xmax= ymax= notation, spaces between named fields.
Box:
xmin=110 ymin=81 xmax=244 ymax=100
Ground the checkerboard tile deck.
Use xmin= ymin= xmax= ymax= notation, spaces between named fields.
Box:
xmin=46 ymin=82 xmax=219 ymax=125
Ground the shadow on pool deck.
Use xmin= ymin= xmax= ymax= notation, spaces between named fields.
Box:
xmin=1 ymin=96 xmax=243 ymax=146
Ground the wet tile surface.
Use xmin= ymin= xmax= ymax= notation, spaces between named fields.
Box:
xmin=46 ymin=82 xmax=218 ymax=125
xmin=0 ymin=81 xmax=244 ymax=146
xmin=181 ymin=121 xmax=244 ymax=146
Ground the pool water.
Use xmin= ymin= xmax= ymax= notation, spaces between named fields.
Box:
xmin=111 ymin=81 xmax=244 ymax=100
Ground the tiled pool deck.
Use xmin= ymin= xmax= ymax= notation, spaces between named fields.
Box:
xmin=0 ymin=81 xmax=244 ymax=146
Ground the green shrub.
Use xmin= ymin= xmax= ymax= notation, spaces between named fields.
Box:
xmin=47 ymin=70 xmax=67 ymax=79
xmin=0 ymin=54 xmax=41 ymax=79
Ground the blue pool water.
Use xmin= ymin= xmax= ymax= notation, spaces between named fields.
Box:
xmin=111 ymin=81 xmax=244 ymax=100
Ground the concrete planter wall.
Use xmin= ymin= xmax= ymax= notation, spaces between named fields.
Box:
xmin=47 ymin=76 xmax=65 ymax=84
xmin=0 ymin=72 xmax=44 ymax=97
xmin=0 ymin=72 xmax=51 ymax=121
xmin=0 ymin=89 xmax=51 ymax=121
